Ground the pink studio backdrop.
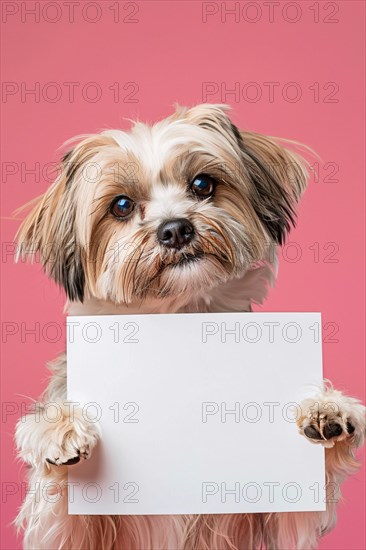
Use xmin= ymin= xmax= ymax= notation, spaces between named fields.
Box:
xmin=1 ymin=1 xmax=365 ymax=548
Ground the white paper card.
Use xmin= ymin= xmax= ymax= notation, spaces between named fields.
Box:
xmin=67 ymin=312 xmax=325 ymax=515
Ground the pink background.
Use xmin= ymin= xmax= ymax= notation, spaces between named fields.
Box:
xmin=1 ymin=1 xmax=365 ymax=548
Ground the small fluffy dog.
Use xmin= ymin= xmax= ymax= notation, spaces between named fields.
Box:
xmin=15 ymin=104 xmax=365 ymax=549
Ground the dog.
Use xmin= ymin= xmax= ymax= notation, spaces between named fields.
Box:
xmin=14 ymin=104 xmax=365 ymax=549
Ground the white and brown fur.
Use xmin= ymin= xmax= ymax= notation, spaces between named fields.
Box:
xmin=15 ymin=104 xmax=365 ymax=549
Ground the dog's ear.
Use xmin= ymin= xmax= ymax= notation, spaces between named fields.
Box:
xmin=15 ymin=134 xmax=110 ymax=302
xmin=15 ymin=148 xmax=86 ymax=301
xmin=16 ymin=133 xmax=119 ymax=301
xmin=236 ymin=130 xmax=308 ymax=245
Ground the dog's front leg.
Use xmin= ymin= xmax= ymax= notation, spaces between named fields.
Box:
xmin=15 ymin=353 xmax=100 ymax=468
xmin=264 ymin=383 xmax=366 ymax=550
xmin=297 ymin=382 xmax=365 ymax=541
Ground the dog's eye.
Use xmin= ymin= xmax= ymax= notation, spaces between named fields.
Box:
xmin=190 ymin=175 xmax=216 ymax=198
xmin=110 ymin=195 xmax=135 ymax=219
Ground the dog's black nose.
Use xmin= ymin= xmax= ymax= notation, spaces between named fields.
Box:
xmin=157 ymin=218 xmax=195 ymax=249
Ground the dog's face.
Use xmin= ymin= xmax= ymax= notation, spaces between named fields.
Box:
xmin=17 ymin=104 xmax=308 ymax=304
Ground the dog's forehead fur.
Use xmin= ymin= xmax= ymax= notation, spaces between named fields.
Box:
xmin=102 ymin=107 xmax=242 ymax=189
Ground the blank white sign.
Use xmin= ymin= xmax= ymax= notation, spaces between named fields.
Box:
xmin=67 ymin=312 xmax=325 ymax=515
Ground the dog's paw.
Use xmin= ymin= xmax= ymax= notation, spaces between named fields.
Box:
xmin=45 ymin=431 xmax=96 ymax=466
xmin=297 ymin=386 xmax=366 ymax=449
xmin=16 ymin=401 xmax=101 ymax=467
xmin=42 ymin=404 xmax=100 ymax=466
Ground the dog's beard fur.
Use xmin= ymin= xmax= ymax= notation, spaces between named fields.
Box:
xmin=16 ymin=104 xmax=307 ymax=311
xmin=93 ymin=207 xmax=252 ymax=305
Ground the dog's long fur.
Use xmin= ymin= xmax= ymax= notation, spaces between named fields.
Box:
xmin=15 ymin=104 xmax=365 ymax=549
